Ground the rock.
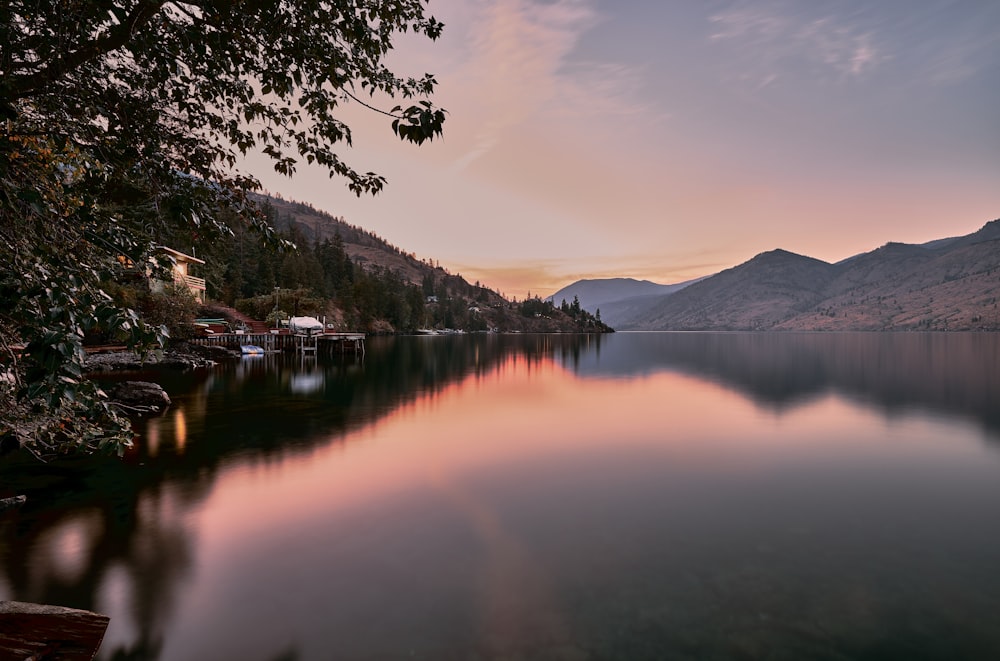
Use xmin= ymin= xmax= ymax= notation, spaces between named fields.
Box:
xmin=105 ymin=381 xmax=171 ymax=414
xmin=187 ymin=343 xmax=237 ymax=361
xmin=0 ymin=495 xmax=27 ymax=512
xmin=83 ymin=352 xmax=146 ymax=372
xmin=83 ymin=346 xmax=228 ymax=373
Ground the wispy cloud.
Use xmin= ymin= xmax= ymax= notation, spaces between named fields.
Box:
xmin=445 ymin=0 xmax=651 ymax=171
xmin=919 ymin=17 xmax=1000 ymax=85
xmin=554 ymin=61 xmax=658 ymax=121
xmin=709 ymin=2 xmax=886 ymax=84
xmin=445 ymin=0 xmax=596 ymax=171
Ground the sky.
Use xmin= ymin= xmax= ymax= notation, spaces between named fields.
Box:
xmin=247 ymin=0 xmax=1000 ymax=300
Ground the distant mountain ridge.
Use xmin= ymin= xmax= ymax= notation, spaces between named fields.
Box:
xmin=547 ymin=277 xmax=702 ymax=328
xmin=616 ymin=218 xmax=1000 ymax=331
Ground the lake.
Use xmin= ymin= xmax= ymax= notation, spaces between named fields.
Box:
xmin=2 ymin=332 xmax=1000 ymax=660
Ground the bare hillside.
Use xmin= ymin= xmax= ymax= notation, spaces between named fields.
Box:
xmin=619 ymin=219 xmax=1000 ymax=331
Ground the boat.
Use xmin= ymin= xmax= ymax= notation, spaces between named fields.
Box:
xmin=241 ymin=344 xmax=265 ymax=355
xmin=289 ymin=316 xmax=325 ymax=336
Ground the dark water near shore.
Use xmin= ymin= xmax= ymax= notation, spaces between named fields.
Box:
xmin=2 ymin=332 xmax=1000 ymax=660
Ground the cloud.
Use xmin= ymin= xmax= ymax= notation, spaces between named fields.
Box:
xmin=554 ymin=61 xmax=658 ymax=121
xmin=709 ymin=2 xmax=886 ymax=83
xmin=918 ymin=14 xmax=1000 ymax=85
xmin=442 ymin=0 xmax=651 ymax=171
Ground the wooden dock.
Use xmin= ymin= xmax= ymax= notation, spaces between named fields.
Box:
xmin=190 ymin=331 xmax=365 ymax=356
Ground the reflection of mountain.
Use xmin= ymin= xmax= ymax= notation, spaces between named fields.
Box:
xmin=0 ymin=333 xmax=605 ymax=660
xmin=574 ymin=332 xmax=1000 ymax=437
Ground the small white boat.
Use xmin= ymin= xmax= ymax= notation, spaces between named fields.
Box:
xmin=289 ymin=316 xmax=324 ymax=335
xmin=241 ymin=344 xmax=265 ymax=355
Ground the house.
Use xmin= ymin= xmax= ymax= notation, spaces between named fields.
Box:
xmin=151 ymin=246 xmax=206 ymax=303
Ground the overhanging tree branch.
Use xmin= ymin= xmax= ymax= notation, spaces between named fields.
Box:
xmin=7 ymin=0 xmax=168 ymax=100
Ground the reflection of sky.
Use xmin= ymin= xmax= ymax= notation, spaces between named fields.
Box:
xmin=154 ymin=350 xmax=1000 ymax=659
xmin=6 ymin=336 xmax=1000 ymax=659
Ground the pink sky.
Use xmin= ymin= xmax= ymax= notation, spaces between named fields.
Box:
xmin=247 ymin=0 xmax=999 ymax=300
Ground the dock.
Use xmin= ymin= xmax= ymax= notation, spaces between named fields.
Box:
xmin=190 ymin=331 xmax=365 ymax=356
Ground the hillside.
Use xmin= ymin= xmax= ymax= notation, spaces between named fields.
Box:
xmin=624 ymin=250 xmax=836 ymax=330
xmin=222 ymin=195 xmax=612 ymax=334
xmin=260 ymin=195 xmax=439 ymax=287
xmin=618 ymin=219 xmax=1000 ymax=331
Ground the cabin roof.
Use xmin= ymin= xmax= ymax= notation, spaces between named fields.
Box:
xmin=157 ymin=245 xmax=205 ymax=265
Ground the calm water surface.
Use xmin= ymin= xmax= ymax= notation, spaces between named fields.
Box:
xmin=2 ymin=332 xmax=1000 ymax=660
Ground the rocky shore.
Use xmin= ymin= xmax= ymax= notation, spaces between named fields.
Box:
xmin=84 ymin=342 xmax=235 ymax=415
xmin=83 ymin=342 xmax=235 ymax=373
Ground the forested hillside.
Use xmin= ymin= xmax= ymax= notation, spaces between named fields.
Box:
xmin=166 ymin=196 xmax=611 ymax=334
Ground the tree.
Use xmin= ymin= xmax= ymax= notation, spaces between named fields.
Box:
xmin=1 ymin=0 xmax=446 ymax=458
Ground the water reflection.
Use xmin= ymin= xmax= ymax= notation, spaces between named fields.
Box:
xmin=0 ymin=334 xmax=602 ymax=659
xmin=0 ymin=466 xmax=197 ymax=660
xmin=579 ymin=332 xmax=1000 ymax=437
xmin=0 ymin=332 xmax=998 ymax=660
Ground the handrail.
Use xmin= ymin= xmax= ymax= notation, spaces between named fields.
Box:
xmin=178 ymin=274 xmax=206 ymax=290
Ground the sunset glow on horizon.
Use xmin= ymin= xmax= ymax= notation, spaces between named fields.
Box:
xmin=247 ymin=0 xmax=999 ymax=300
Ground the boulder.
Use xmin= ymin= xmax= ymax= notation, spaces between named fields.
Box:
xmin=105 ymin=381 xmax=171 ymax=414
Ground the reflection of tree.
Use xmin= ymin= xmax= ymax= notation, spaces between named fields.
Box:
xmin=577 ymin=332 xmax=1000 ymax=437
xmin=0 ymin=333 xmax=604 ymax=660
xmin=151 ymin=334 xmax=606 ymax=463
xmin=0 ymin=463 xmax=198 ymax=659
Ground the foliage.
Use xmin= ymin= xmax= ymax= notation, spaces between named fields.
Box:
xmin=1 ymin=0 xmax=446 ymax=457
xmin=520 ymin=295 xmax=612 ymax=332
xmin=140 ymin=283 xmax=201 ymax=342
xmin=236 ymin=288 xmax=325 ymax=322
xmin=265 ymin=309 xmax=290 ymax=327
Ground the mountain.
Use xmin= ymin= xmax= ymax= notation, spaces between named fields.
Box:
xmin=547 ymin=277 xmax=702 ymax=328
xmin=549 ymin=278 xmax=688 ymax=309
xmin=618 ymin=219 xmax=1000 ymax=331
xmin=917 ymin=218 xmax=1000 ymax=252
xmin=623 ymin=250 xmax=837 ymax=330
